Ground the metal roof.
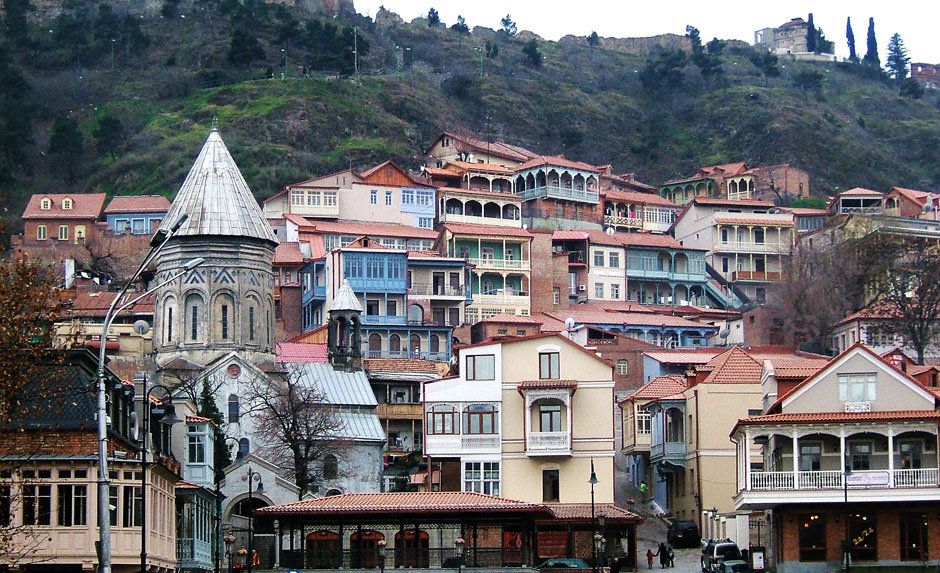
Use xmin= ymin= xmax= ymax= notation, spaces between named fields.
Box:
xmin=287 ymin=362 xmax=376 ymax=407
xmin=163 ymin=127 xmax=278 ymax=243
xmin=328 ymin=279 xmax=363 ymax=312
xmin=337 ymin=411 xmax=385 ymax=442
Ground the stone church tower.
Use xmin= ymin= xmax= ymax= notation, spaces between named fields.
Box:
xmin=152 ymin=126 xmax=279 ymax=369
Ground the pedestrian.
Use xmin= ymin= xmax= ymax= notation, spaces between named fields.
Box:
xmin=657 ymin=542 xmax=669 ymax=569
xmin=639 ymin=480 xmax=648 ymax=498
xmin=611 ymin=556 xmax=622 ymax=573
xmin=667 ymin=547 xmax=675 ymax=568
xmin=646 ymin=549 xmax=655 ymax=569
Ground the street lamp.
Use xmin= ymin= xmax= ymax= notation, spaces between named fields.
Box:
xmin=96 ymin=213 xmax=190 ymax=573
xmin=216 ymin=436 xmax=244 ymax=573
xmin=223 ymin=534 xmax=237 ymax=573
xmin=246 ymin=467 xmax=264 ymax=573
xmin=844 ymin=451 xmax=852 ymax=572
xmin=474 ymin=46 xmax=484 ymax=76
xmin=455 ymin=537 xmax=465 ymax=573
xmin=597 ymin=512 xmax=606 ymax=567
xmin=589 ymin=459 xmax=599 ymax=573
xmin=593 ymin=533 xmax=605 ymax=569
xmin=140 ymin=381 xmax=181 ymax=573
xmin=377 ymin=538 xmax=387 ymax=573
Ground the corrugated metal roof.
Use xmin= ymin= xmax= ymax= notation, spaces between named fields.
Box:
xmin=287 ymin=362 xmax=376 ymax=407
xmin=163 ymin=127 xmax=278 ymax=243
xmin=337 ymin=411 xmax=385 ymax=442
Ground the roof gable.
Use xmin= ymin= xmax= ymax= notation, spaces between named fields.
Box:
xmin=779 ymin=344 xmax=936 ymax=413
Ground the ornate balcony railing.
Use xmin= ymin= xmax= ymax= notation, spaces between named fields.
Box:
xmin=468 ymin=257 xmax=530 ymax=271
xmin=527 ymin=431 xmax=570 ymax=455
xmin=747 ymin=468 xmax=940 ymax=491
xmin=519 ymin=185 xmax=599 ymax=204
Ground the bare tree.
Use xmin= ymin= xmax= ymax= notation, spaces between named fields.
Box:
xmin=866 ymin=235 xmax=940 ymax=364
xmin=242 ymin=367 xmax=348 ymax=499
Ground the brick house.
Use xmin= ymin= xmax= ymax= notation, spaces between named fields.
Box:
xmin=21 ymin=193 xmax=107 ymax=246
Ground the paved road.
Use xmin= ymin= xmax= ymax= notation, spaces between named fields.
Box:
xmin=636 ymin=509 xmax=703 ymax=572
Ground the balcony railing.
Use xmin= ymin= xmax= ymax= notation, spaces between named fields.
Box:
xmin=441 ymin=213 xmax=522 ymax=227
xmin=747 ymin=468 xmax=940 ymax=491
xmin=650 ymin=441 xmax=687 ymax=463
xmin=362 ymin=315 xmax=408 ymax=325
xmin=604 ymin=215 xmax=643 ymax=229
xmin=519 ymin=185 xmax=600 ymax=204
xmin=839 ymin=205 xmax=883 ymax=215
xmin=408 ymin=283 xmax=466 ymax=297
xmin=178 ymin=538 xmax=214 ymax=569
xmin=367 ymin=350 xmax=449 ymax=361
xmin=527 ymin=431 xmax=571 ymax=455
xmin=715 ymin=241 xmax=790 ymax=254
xmin=461 ymin=435 xmax=501 ymax=450
xmin=474 ymin=292 xmax=530 ymax=306
xmin=468 ymin=257 xmax=530 ymax=271
xmin=290 ymin=203 xmax=340 ymax=218
xmin=731 ymin=271 xmax=782 ymax=281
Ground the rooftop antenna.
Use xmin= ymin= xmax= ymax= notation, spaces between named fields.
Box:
xmin=210 ymin=116 xmax=219 ymax=131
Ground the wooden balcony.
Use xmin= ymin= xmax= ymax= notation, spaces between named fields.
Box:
xmin=650 ymin=441 xmax=686 ymax=467
xmin=519 ymin=185 xmax=599 ymax=204
xmin=731 ymin=270 xmax=782 ymax=281
xmin=469 ymin=257 xmax=530 ymax=271
xmin=715 ymin=241 xmax=790 ymax=254
xmin=441 ymin=213 xmax=522 ymax=228
xmin=375 ymin=402 xmax=423 ymax=419
xmin=604 ymin=215 xmax=643 ymax=229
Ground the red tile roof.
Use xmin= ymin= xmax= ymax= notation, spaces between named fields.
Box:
xmin=437 ymin=132 xmax=539 ymax=163
xmin=448 ymin=160 xmax=515 ymax=174
xmin=256 ymin=491 xmax=551 ymax=516
xmin=909 ymin=364 xmax=940 ymax=377
xmin=23 ymin=193 xmax=107 ymax=219
xmin=698 ymin=162 xmax=749 ymax=177
xmin=275 ymin=342 xmax=329 ymax=363
xmin=837 ymin=187 xmax=884 ymax=197
xmin=363 ymin=358 xmax=444 ymax=374
xmin=185 ymin=415 xmax=216 ymax=425
xmin=104 ymin=195 xmax=171 ymax=214
xmin=64 ymin=291 xmax=154 ymax=317
xmin=517 ymin=379 xmax=578 ymax=391
xmin=734 ymin=410 xmax=940 ymax=431
xmin=303 ymin=219 xmax=439 ymax=239
xmin=623 ymin=375 xmax=688 ymax=402
xmin=545 ymin=310 xmax=714 ymax=330
xmin=888 ymin=187 xmax=931 ymax=205
xmin=480 ymin=313 xmax=542 ymax=324
xmin=515 ymin=155 xmax=603 ymax=173
xmin=441 ymin=222 xmax=533 ymax=238
xmin=274 ymin=242 xmax=305 ymax=265
xmin=642 ymin=349 xmax=726 ymax=365
xmin=747 ymin=350 xmax=830 ymax=378
xmin=690 ymin=197 xmax=776 ymax=208
xmin=698 ymin=346 xmax=764 ymax=384
xmin=775 ymin=207 xmax=829 ymax=216
xmin=601 ymin=189 xmax=679 ymax=208
xmin=546 ymin=503 xmax=642 ymax=522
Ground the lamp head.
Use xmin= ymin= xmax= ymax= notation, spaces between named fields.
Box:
xmin=160 ymin=403 xmax=182 ymax=425
xmin=255 ymin=479 xmax=264 ymax=494
xmin=183 ymin=257 xmax=206 ymax=270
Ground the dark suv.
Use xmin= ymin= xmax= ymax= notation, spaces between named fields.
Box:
xmin=701 ymin=539 xmax=742 ymax=572
xmin=667 ymin=520 xmax=701 ymax=548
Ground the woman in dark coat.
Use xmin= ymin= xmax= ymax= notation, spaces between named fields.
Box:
xmin=657 ymin=542 xmax=669 ymax=568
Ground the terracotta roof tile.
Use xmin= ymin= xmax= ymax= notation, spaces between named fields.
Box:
xmin=185 ymin=415 xmax=215 ymax=425
xmin=274 ymin=242 xmax=305 ymax=264
xmin=256 ymin=491 xmax=550 ymax=516
xmin=104 ymin=195 xmax=171 ymax=214
xmin=64 ymin=291 xmax=154 ymax=317
xmin=837 ymin=187 xmax=884 ymax=197
xmin=699 ymin=347 xmax=764 ymax=384
xmin=304 ymin=219 xmax=439 ymax=240
xmin=775 ymin=207 xmax=829 ymax=216
xmin=447 ymin=161 xmax=516 ymax=174
xmin=546 ymin=503 xmax=642 ymax=522
xmin=275 ymin=342 xmax=329 ymax=363
xmin=888 ymin=187 xmax=931 ymax=205
xmin=480 ymin=313 xmax=542 ymax=324
xmin=518 ymin=379 xmax=578 ymax=390
xmin=545 ymin=310 xmax=716 ymax=330
xmin=909 ymin=364 xmax=940 ymax=376
xmin=698 ymin=162 xmax=749 ymax=176
xmin=623 ymin=375 xmax=688 ymax=401
xmin=690 ymin=197 xmax=776 ymax=207
xmin=515 ymin=155 xmax=603 ymax=173
xmin=736 ymin=410 xmax=940 ymax=429
xmin=439 ymin=132 xmax=539 ymax=163
xmin=23 ymin=193 xmax=107 ymax=219
xmin=601 ymin=189 xmax=679 ymax=208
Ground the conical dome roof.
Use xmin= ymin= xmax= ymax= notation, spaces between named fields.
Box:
xmin=329 ymin=279 xmax=363 ymax=313
xmin=163 ymin=127 xmax=278 ymax=243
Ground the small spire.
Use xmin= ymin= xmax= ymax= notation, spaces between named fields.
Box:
xmin=210 ymin=116 xmax=219 ymax=132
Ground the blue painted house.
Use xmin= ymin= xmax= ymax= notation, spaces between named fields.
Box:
xmin=104 ymin=195 xmax=170 ymax=235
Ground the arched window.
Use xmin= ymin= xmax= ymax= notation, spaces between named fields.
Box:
xmin=429 ymin=334 xmax=440 ymax=355
xmin=214 ymin=293 xmax=235 ymax=342
xmin=389 ymin=334 xmax=401 ymax=355
xmin=163 ymin=298 xmax=177 ymax=343
xmin=426 ymin=404 xmax=458 ymax=434
xmin=323 ymin=454 xmax=338 ymax=480
xmin=228 ymin=395 xmax=240 ymax=424
xmin=407 ymin=304 xmax=423 ymax=324
xmin=464 ymin=404 xmax=498 ymax=434
xmin=185 ymin=293 xmax=204 ymax=342
xmin=409 ymin=335 xmax=421 ymax=356
xmin=368 ymin=333 xmax=382 ymax=357
xmin=238 ymin=437 xmax=250 ymax=458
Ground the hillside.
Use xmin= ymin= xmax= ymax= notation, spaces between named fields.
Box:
xmin=1 ymin=1 xmax=939 ymax=235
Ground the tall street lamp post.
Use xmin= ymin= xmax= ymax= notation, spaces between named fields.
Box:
xmin=589 ymin=459 xmax=598 ymax=573
xmin=455 ymin=537 xmax=465 ymax=573
xmin=377 ymin=538 xmax=387 ymax=573
xmin=96 ymin=214 xmax=191 ymax=573
xmin=140 ymin=381 xmax=181 ymax=572
xmin=844 ymin=452 xmax=852 ymax=572
xmin=246 ymin=467 xmax=264 ymax=573
xmin=215 ymin=437 xmax=244 ymax=573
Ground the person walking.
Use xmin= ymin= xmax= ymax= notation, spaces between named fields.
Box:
xmin=639 ymin=480 xmax=648 ymax=498
xmin=656 ymin=542 xmax=669 ymax=569
xmin=646 ymin=549 xmax=655 ymax=569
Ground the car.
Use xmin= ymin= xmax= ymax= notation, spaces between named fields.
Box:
xmin=537 ymin=557 xmax=590 ymax=569
xmin=701 ymin=539 xmax=742 ymax=572
xmin=667 ymin=519 xmax=701 ymax=548
xmin=718 ymin=559 xmax=750 ymax=572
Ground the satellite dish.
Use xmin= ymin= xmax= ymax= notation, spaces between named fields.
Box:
xmin=565 ymin=317 xmax=576 ymax=330
xmin=719 ymin=328 xmax=730 ymax=339
xmin=133 ymin=320 xmax=151 ymax=335
xmin=606 ymin=227 xmax=615 ymax=235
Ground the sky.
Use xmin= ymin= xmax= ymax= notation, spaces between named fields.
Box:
xmin=354 ymin=1 xmax=940 ymax=65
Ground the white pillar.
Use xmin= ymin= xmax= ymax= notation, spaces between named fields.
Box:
xmin=744 ymin=428 xmax=752 ymax=492
xmin=887 ymin=427 xmax=895 ymax=487
xmin=792 ymin=430 xmax=799 ymax=488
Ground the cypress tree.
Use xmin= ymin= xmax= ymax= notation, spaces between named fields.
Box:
xmin=846 ymin=17 xmax=857 ymax=62
xmin=806 ymin=13 xmax=816 ymax=54
xmin=197 ymin=380 xmax=231 ymax=482
xmin=863 ymin=17 xmax=879 ymax=67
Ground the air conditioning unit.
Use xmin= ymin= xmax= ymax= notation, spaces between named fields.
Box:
xmin=578 ymin=285 xmax=586 ymax=292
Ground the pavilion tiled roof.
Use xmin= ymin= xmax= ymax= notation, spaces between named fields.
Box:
xmin=515 ymin=155 xmax=602 ymax=173
xmin=698 ymin=347 xmax=764 ymax=384
xmin=546 ymin=503 xmax=642 ymax=522
xmin=23 ymin=193 xmax=108 ymax=219
xmin=517 ymin=379 xmax=578 ymax=391
xmin=601 ymin=189 xmax=679 ymax=208
xmin=276 ymin=342 xmax=328 ymax=363
xmin=698 ymin=162 xmax=750 ymax=176
xmin=104 ymin=195 xmax=171 ymax=214
xmin=255 ymin=491 xmax=551 ymax=516
xmin=837 ymin=187 xmax=884 ymax=197
xmin=622 ymin=375 xmax=688 ymax=402
xmin=438 ymin=131 xmax=539 ymax=163
xmin=304 ymin=219 xmax=439 ymax=240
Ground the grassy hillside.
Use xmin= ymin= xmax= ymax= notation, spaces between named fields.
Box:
xmin=2 ymin=2 xmax=939 ymax=235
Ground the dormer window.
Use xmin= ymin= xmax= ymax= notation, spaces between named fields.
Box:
xmin=62 ymin=197 xmax=73 ymax=210
xmin=40 ymin=198 xmax=52 ymax=210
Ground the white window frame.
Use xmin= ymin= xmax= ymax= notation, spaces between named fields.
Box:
xmin=838 ymin=373 xmax=877 ymax=402
xmin=36 ymin=225 xmax=47 ymax=240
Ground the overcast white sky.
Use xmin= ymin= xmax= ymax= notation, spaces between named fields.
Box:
xmin=354 ymin=1 xmax=939 ymax=65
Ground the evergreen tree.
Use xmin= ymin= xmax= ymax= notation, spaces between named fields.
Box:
xmin=0 ymin=45 xmax=34 ymax=186
xmin=197 ymin=380 xmax=231 ymax=482
xmin=587 ymin=31 xmax=599 ymax=52
xmin=863 ymin=17 xmax=879 ymax=67
xmin=93 ymin=115 xmax=123 ymax=161
xmin=522 ymin=39 xmax=542 ymax=67
xmin=228 ymin=27 xmax=264 ymax=66
xmin=450 ymin=15 xmax=468 ymax=34
xmin=426 ymin=7 xmax=439 ymax=28
xmin=886 ymin=33 xmax=910 ymax=81
xmin=3 ymin=0 xmax=33 ymax=46
xmin=48 ymin=115 xmax=83 ymax=184
xmin=500 ymin=14 xmax=517 ymax=36
xmin=846 ymin=17 xmax=857 ymax=62
xmin=806 ymin=13 xmax=816 ymax=53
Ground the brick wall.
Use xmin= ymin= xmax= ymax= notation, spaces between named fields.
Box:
xmin=528 ymin=231 xmax=556 ymax=314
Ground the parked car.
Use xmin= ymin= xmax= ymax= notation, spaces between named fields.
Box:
xmin=537 ymin=558 xmax=590 ymax=569
xmin=718 ymin=559 xmax=750 ymax=572
xmin=701 ymin=539 xmax=742 ymax=572
xmin=667 ymin=519 xmax=701 ymax=548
